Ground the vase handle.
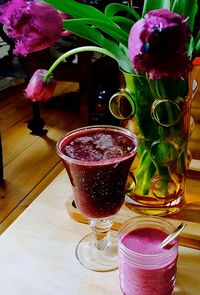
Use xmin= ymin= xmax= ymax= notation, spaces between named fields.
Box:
xmin=109 ymin=89 xmax=136 ymax=120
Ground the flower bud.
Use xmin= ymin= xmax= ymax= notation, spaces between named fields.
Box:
xmin=24 ymin=69 xmax=56 ymax=102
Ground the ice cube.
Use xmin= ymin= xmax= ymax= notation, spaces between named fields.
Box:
xmin=103 ymin=146 xmax=123 ymax=159
xmin=95 ymin=134 xmax=114 ymax=150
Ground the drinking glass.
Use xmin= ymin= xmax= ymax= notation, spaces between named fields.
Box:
xmin=118 ymin=216 xmax=179 ymax=295
xmin=56 ymin=125 xmax=138 ymax=271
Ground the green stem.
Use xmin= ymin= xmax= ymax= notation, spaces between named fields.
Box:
xmin=157 ymin=80 xmax=175 ymax=125
xmin=157 ymin=80 xmax=167 ymax=98
xmin=45 ymin=46 xmax=118 ymax=79
xmin=139 ymin=162 xmax=156 ymax=195
xmin=155 ymin=80 xmax=161 ymax=98
xmin=135 ymin=150 xmax=151 ymax=178
xmin=123 ymin=72 xmax=157 ymax=138
xmin=147 ymin=80 xmax=160 ymax=100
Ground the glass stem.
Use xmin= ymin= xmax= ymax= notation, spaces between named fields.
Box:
xmin=89 ymin=217 xmax=113 ymax=250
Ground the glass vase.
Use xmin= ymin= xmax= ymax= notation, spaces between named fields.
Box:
xmin=109 ymin=70 xmax=196 ymax=216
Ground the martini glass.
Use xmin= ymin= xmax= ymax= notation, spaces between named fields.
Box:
xmin=56 ymin=125 xmax=138 ymax=271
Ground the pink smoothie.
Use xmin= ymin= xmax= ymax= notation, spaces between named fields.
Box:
xmin=119 ymin=227 xmax=178 ymax=295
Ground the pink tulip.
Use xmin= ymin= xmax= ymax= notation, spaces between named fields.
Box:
xmin=0 ymin=0 xmax=63 ymax=56
xmin=59 ymin=11 xmax=72 ymax=37
xmin=128 ymin=9 xmax=191 ymax=79
xmin=24 ymin=69 xmax=57 ymax=102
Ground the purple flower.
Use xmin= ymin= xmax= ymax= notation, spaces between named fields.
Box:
xmin=24 ymin=69 xmax=57 ymax=102
xmin=58 ymin=11 xmax=72 ymax=37
xmin=128 ymin=9 xmax=191 ymax=79
xmin=0 ymin=0 xmax=63 ymax=56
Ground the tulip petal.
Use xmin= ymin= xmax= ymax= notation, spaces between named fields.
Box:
xmin=24 ymin=69 xmax=57 ymax=102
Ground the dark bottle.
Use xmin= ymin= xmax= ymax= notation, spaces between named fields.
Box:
xmin=91 ymin=84 xmax=119 ymax=125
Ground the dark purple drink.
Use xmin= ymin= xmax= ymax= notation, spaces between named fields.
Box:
xmin=57 ymin=125 xmax=138 ymax=218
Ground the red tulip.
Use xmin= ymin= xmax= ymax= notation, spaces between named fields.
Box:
xmin=0 ymin=0 xmax=63 ymax=56
xmin=24 ymin=69 xmax=57 ymax=102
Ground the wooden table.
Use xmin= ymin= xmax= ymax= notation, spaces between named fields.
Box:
xmin=0 ymin=170 xmax=199 ymax=294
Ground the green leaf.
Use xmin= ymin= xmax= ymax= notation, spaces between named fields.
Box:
xmin=171 ymin=0 xmax=198 ymax=31
xmin=44 ymin=0 xmax=131 ymax=47
xmin=193 ymin=28 xmax=200 ymax=57
xmin=187 ymin=36 xmax=195 ymax=57
xmin=44 ymin=0 xmax=114 ymax=24
xmin=195 ymin=34 xmax=200 ymax=56
xmin=142 ymin=0 xmax=171 ymax=16
xmin=109 ymin=16 xmax=135 ymax=33
xmin=63 ymin=21 xmax=133 ymax=72
xmin=63 ymin=18 xmax=128 ymax=47
xmin=63 ymin=20 xmax=118 ymax=54
xmin=105 ymin=3 xmax=140 ymax=21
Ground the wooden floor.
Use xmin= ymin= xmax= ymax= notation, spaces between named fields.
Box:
xmin=0 ymin=81 xmax=84 ymax=234
xmin=0 ymin=70 xmax=199 ymax=235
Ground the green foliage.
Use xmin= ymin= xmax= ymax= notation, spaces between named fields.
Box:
xmin=64 ymin=18 xmax=129 ymax=46
xmin=171 ymin=0 xmax=198 ymax=31
xmin=170 ymin=0 xmax=199 ymax=57
xmin=107 ymin=16 xmax=134 ymax=33
xmin=194 ymin=30 xmax=200 ymax=55
xmin=44 ymin=0 xmax=200 ymax=68
xmin=62 ymin=19 xmax=133 ymax=71
xmin=104 ymin=3 xmax=140 ymax=21
xmin=142 ymin=0 xmax=171 ymax=16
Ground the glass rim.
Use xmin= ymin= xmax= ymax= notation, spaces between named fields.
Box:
xmin=118 ymin=216 xmax=178 ymax=259
xmin=56 ymin=124 xmax=139 ymax=166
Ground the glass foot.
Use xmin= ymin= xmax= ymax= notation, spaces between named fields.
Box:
xmin=75 ymin=231 xmax=118 ymax=272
